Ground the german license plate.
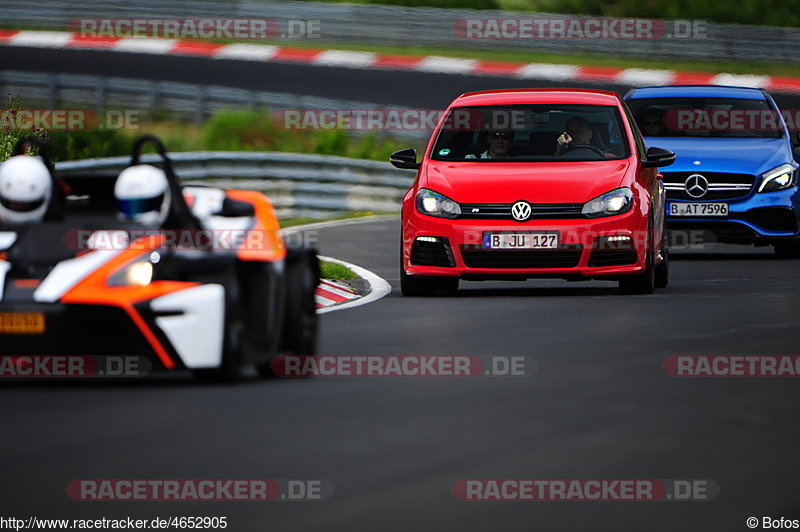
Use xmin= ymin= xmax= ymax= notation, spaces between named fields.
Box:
xmin=484 ymin=232 xmax=559 ymax=249
xmin=0 ymin=313 xmax=45 ymax=334
xmin=669 ymin=203 xmax=728 ymax=217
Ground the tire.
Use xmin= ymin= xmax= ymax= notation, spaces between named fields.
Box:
xmin=654 ymin=233 xmax=669 ymax=289
xmin=256 ymin=249 xmax=319 ymax=378
xmin=774 ymin=241 xmax=800 ymax=259
xmin=400 ymin=266 xmax=458 ymax=296
xmin=619 ymin=223 xmax=655 ymax=295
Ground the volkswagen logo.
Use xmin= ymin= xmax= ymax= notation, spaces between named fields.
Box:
xmin=685 ymin=174 xmax=709 ymax=198
xmin=511 ymin=201 xmax=532 ymax=222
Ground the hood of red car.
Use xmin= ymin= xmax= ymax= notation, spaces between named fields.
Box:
xmin=421 ymin=159 xmax=632 ymax=204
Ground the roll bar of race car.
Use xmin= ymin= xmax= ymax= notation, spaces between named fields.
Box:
xmin=129 ymin=135 xmax=202 ymax=230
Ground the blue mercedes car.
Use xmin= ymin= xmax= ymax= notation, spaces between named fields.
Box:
xmin=625 ymin=85 xmax=800 ymax=257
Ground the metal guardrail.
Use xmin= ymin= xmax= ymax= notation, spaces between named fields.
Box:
xmin=1 ymin=0 xmax=799 ymax=63
xmin=0 ymin=70 xmax=426 ymax=138
xmin=55 ymin=151 xmax=415 ymax=218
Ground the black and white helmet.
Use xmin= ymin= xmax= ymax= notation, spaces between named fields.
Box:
xmin=0 ymin=155 xmax=53 ymax=225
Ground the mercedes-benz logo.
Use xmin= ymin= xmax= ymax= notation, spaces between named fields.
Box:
xmin=684 ymin=174 xmax=709 ymax=198
xmin=511 ymin=201 xmax=532 ymax=222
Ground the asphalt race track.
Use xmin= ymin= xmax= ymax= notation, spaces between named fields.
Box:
xmin=4 ymin=46 xmax=800 ymax=111
xmin=2 ymin=217 xmax=799 ymax=530
xmin=2 ymin=46 xmax=800 ymax=531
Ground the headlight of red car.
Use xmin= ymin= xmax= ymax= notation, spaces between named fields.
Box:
xmin=581 ymin=187 xmax=634 ymax=218
xmin=416 ymin=188 xmax=462 ymax=219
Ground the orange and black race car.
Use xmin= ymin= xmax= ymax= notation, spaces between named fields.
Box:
xmin=0 ymin=136 xmax=319 ymax=380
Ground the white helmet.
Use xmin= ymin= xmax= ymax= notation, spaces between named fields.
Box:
xmin=0 ymin=155 xmax=53 ymax=225
xmin=114 ymin=165 xmax=170 ymax=227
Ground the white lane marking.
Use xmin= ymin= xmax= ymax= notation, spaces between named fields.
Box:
xmin=11 ymin=31 xmax=72 ymax=48
xmin=279 ymin=214 xmax=397 ymax=235
xmin=113 ymin=38 xmax=177 ymax=54
xmin=516 ymin=63 xmax=579 ymax=80
xmin=317 ymin=255 xmax=391 ymax=314
xmin=416 ymin=56 xmax=477 ymax=74
xmin=711 ymin=73 xmax=771 ymax=88
xmin=617 ymin=68 xmax=675 ymax=86
xmin=215 ymin=43 xmax=279 ymax=60
xmin=313 ymin=50 xmax=377 ymax=68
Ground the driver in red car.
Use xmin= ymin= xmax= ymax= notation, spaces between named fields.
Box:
xmin=555 ymin=116 xmax=593 ymax=155
xmin=556 ymin=116 xmax=615 ymax=158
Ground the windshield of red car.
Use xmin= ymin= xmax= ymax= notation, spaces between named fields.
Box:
xmin=430 ymin=104 xmax=630 ymax=162
xmin=627 ymin=97 xmax=785 ymax=139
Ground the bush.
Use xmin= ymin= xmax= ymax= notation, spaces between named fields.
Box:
xmin=0 ymin=97 xmax=48 ymax=161
xmin=311 ymin=0 xmax=800 ymax=26
xmin=202 ymin=109 xmax=282 ymax=151
xmin=528 ymin=0 xmax=800 ymax=27
xmin=46 ymin=130 xmax=132 ymax=162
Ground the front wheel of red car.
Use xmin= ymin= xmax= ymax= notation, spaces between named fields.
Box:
xmin=619 ymin=249 xmax=655 ymax=295
xmin=400 ymin=268 xmax=458 ymax=296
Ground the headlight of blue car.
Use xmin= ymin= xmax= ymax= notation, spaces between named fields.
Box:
xmin=758 ymin=164 xmax=797 ymax=193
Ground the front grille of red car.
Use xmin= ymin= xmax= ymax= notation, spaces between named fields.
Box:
xmin=458 ymin=203 xmax=585 ymax=220
xmin=459 ymin=245 xmax=583 ymax=269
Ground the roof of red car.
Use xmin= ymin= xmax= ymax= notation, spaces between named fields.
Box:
xmin=452 ymin=88 xmax=622 ymax=107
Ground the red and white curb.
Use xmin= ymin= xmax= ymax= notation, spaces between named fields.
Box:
xmin=315 ymin=255 xmax=391 ymax=314
xmin=316 ymin=279 xmax=357 ymax=309
xmin=1 ymin=29 xmax=799 ymax=93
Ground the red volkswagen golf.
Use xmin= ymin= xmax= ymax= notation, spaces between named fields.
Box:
xmin=392 ymin=89 xmax=676 ymax=296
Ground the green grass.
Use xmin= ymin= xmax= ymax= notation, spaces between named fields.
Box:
xmin=305 ymin=0 xmax=800 ymax=28
xmin=320 ymin=260 xmax=358 ymax=281
xmin=280 ymin=210 xmax=385 ymax=228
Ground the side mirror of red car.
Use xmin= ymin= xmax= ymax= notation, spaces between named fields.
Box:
xmin=390 ymin=148 xmax=421 ymax=170
xmin=643 ymin=146 xmax=676 ymax=168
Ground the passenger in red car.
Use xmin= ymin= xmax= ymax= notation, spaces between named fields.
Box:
xmin=466 ymin=130 xmax=513 ymax=159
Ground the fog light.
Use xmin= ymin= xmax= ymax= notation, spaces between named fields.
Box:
xmin=415 ymin=236 xmax=439 ymax=243
xmin=606 ymin=235 xmax=632 ymax=243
